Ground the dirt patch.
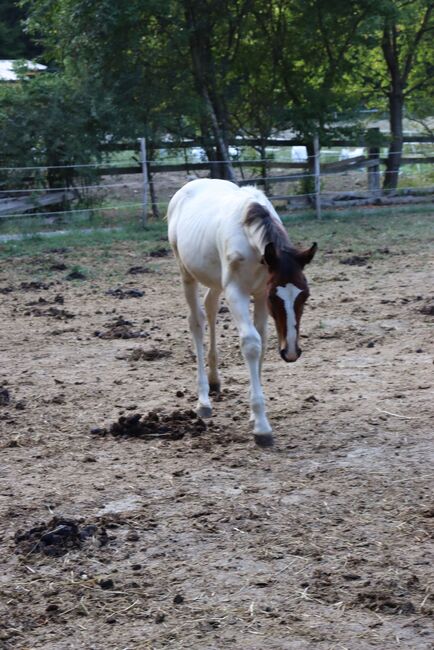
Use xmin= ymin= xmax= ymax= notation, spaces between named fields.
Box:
xmin=148 ymin=247 xmax=171 ymax=258
xmin=92 ymin=409 xmax=206 ymax=440
xmin=356 ymin=587 xmax=416 ymax=616
xmin=65 ymin=270 xmax=86 ymax=280
xmin=47 ymin=247 xmax=70 ymax=254
xmin=106 ymin=287 xmax=145 ymax=299
xmin=339 ymin=254 xmax=371 ymax=266
xmin=14 ymin=516 xmax=108 ymax=558
xmin=24 ymin=306 xmax=75 ymax=320
xmin=127 ymin=265 xmax=154 ymax=275
xmin=20 ymin=280 xmax=53 ymax=290
xmin=49 ymin=262 xmax=68 ymax=271
xmin=94 ymin=316 xmax=149 ymax=339
xmin=126 ymin=347 xmax=172 ymax=361
xmin=25 ymin=294 xmax=65 ymax=306
xmin=420 ymin=302 xmax=434 ymax=316
xmin=0 ymin=387 xmax=10 ymax=405
xmin=0 ymin=213 xmax=433 ymax=649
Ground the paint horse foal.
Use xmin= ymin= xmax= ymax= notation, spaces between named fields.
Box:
xmin=167 ymin=179 xmax=316 ymax=447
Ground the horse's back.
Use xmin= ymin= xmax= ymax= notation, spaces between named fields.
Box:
xmin=168 ymin=179 xmax=272 ymax=291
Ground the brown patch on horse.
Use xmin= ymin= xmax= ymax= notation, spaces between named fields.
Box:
xmin=244 ymin=203 xmax=292 ymax=255
xmin=244 ymin=202 xmax=317 ymax=274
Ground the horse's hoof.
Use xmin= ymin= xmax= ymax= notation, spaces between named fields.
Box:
xmin=209 ymin=382 xmax=221 ymax=396
xmin=254 ymin=434 xmax=274 ymax=448
xmin=197 ymin=405 xmax=212 ymax=418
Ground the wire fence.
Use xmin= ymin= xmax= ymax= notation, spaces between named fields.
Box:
xmin=1 ymin=141 xmax=433 ymax=226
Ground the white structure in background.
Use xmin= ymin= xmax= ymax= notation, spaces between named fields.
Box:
xmin=190 ymin=145 xmax=239 ymax=161
xmin=339 ymin=147 xmax=364 ymax=160
xmin=291 ymin=146 xmax=308 ymax=162
xmin=0 ymin=60 xmax=47 ymax=81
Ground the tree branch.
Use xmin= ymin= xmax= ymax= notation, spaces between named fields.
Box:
xmin=402 ymin=4 xmax=434 ymax=83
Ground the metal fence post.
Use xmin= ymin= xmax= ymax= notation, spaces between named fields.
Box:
xmin=368 ymin=145 xmax=381 ymax=198
xmin=139 ymin=137 xmax=148 ymax=227
xmin=313 ymin=135 xmax=321 ymax=219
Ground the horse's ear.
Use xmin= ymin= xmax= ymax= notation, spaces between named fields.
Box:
xmin=263 ymin=242 xmax=278 ymax=269
xmin=296 ymin=242 xmax=317 ymax=268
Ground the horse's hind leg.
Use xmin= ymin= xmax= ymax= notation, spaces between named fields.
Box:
xmin=182 ymin=275 xmax=212 ymax=418
xmin=204 ymin=288 xmax=221 ymax=394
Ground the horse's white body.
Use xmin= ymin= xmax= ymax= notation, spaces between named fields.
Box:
xmin=167 ymin=178 xmax=285 ymax=442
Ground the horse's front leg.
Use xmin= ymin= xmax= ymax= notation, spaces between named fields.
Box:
xmin=225 ymin=283 xmax=273 ymax=447
xmin=249 ymin=293 xmax=269 ymax=425
xmin=253 ymin=293 xmax=268 ymax=378
xmin=182 ymin=277 xmax=212 ymax=418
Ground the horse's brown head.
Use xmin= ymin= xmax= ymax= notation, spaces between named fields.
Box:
xmin=263 ymin=242 xmax=317 ymax=362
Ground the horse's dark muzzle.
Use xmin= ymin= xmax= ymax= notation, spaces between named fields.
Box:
xmin=280 ymin=347 xmax=302 ymax=362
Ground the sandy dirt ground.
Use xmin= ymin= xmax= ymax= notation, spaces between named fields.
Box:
xmin=0 ymin=215 xmax=433 ymax=650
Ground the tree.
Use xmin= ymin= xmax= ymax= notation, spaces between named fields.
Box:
xmin=381 ymin=1 xmax=434 ymax=189
xmin=0 ymin=0 xmax=42 ymax=58
xmin=19 ymin=0 xmax=434 ymax=193
xmin=0 ymin=73 xmax=114 ymax=191
xmin=358 ymin=1 xmax=434 ymax=189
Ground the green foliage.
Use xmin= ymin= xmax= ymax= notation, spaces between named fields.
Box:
xmin=0 ymin=73 xmax=115 ymax=189
xmin=3 ymin=0 xmax=432 ymax=180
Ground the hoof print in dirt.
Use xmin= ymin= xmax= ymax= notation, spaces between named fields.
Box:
xmin=14 ymin=516 xmax=108 ymax=558
xmin=0 ymin=387 xmax=11 ymax=406
xmin=357 ymin=590 xmax=416 ymax=615
xmin=420 ymin=303 xmax=434 ymax=316
xmin=92 ymin=409 xmax=206 ymax=441
xmin=95 ymin=317 xmax=149 ymax=340
xmin=339 ymin=255 xmax=370 ymax=267
xmin=106 ymin=288 xmax=144 ymax=299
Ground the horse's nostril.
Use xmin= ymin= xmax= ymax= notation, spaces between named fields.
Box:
xmin=280 ymin=349 xmax=287 ymax=361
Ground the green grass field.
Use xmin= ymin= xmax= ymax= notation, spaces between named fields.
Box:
xmin=0 ymin=203 xmax=432 ymax=268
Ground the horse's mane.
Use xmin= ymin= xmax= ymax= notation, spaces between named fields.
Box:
xmin=243 ymin=201 xmax=298 ymax=259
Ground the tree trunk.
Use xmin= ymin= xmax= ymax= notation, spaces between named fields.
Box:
xmin=184 ymin=0 xmax=236 ymax=184
xmin=202 ymin=88 xmax=237 ymax=183
xmin=383 ymin=90 xmax=403 ymax=191
xmin=146 ymin=145 xmax=160 ymax=219
xmin=199 ymin=120 xmax=220 ymax=178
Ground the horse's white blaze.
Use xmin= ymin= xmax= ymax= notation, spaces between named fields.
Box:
xmin=276 ymin=283 xmax=302 ymax=354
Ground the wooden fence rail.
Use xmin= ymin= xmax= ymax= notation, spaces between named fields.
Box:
xmin=1 ymin=133 xmax=433 ymax=219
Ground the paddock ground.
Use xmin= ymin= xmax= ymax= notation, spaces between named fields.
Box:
xmin=0 ymin=208 xmax=433 ymax=649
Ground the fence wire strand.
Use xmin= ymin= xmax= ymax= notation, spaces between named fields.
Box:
xmin=1 ymin=148 xmax=434 ymax=171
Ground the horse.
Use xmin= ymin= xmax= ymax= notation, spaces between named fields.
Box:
xmin=167 ymin=178 xmax=316 ymax=447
